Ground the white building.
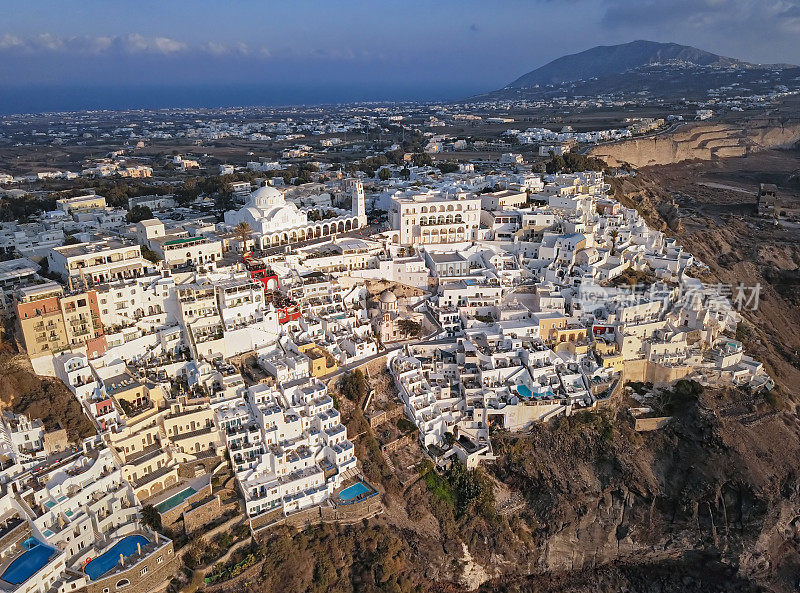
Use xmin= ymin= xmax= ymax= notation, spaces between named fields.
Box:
xmin=214 ymin=377 xmax=357 ymax=520
xmin=47 ymin=239 xmax=149 ymax=285
xmin=151 ymin=235 xmax=223 ymax=269
xmin=388 ymin=188 xmax=481 ymax=246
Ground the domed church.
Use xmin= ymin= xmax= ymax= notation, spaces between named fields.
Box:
xmin=224 ymin=185 xmax=308 ymax=235
xmin=224 ymin=181 xmax=367 ymax=249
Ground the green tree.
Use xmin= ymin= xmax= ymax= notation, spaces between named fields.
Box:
xmin=412 ymin=153 xmax=433 ymax=167
xmin=141 ymin=245 xmax=162 ymax=264
xmin=545 ymin=151 xmax=567 ymax=174
xmin=295 ymin=169 xmax=313 ymax=185
xmin=126 ymin=205 xmax=153 ymax=223
xmin=397 ymin=319 xmax=422 ymax=338
xmin=140 ymin=504 xmax=162 ymax=531
xmin=545 ymin=151 xmax=607 ymax=174
xmin=397 ymin=417 xmax=417 ymax=434
xmin=384 ymin=149 xmax=405 ymax=165
xmin=212 ymin=183 xmax=235 ymax=221
xmin=174 ymin=178 xmax=201 ymax=206
xmin=378 ymin=168 xmax=391 ymax=181
xmin=609 ymin=229 xmax=620 ymax=256
xmin=339 ymin=370 xmax=367 ymax=403
xmin=446 ymin=461 xmax=495 ymax=519
xmin=234 ymin=222 xmax=253 ymax=254
xmin=437 ymin=161 xmax=459 ymax=174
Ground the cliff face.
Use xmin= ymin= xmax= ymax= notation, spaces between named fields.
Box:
xmin=0 ymin=334 xmax=94 ymax=441
xmin=477 ymin=388 xmax=800 ymax=592
xmin=589 ymin=119 xmax=800 ymax=167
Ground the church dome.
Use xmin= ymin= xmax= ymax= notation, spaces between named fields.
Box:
xmin=250 ymin=185 xmax=284 ymax=208
xmin=380 ymin=290 xmax=397 ymax=304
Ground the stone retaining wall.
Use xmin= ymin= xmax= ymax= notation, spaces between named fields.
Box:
xmin=251 ymin=499 xmax=382 ymax=539
xmin=158 ymin=482 xmax=212 ymax=529
xmin=623 ymin=359 xmax=693 ymax=385
xmin=183 ymin=494 xmax=223 ymax=534
xmin=368 ymin=406 xmax=403 ymax=428
xmin=382 ymin=433 xmax=413 ymax=453
xmin=0 ymin=521 xmax=29 ymax=554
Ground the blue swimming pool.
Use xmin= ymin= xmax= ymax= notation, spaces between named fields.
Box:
xmin=339 ymin=482 xmax=370 ymax=501
xmin=1 ymin=538 xmax=56 ymax=585
xmin=517 ymin=385 xmax=532 ymax=398
xmin=84 ymin=535 xmax=149 ymax=580
xmin=155 ymin=487 xmax=197 ymax=513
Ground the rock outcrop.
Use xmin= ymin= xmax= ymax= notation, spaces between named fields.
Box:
xmin=589 ymin=119 xmax=800 ymax=167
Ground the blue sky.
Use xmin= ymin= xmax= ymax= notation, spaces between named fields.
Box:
xmin=1 ymin=0 xmax=799 ymax=108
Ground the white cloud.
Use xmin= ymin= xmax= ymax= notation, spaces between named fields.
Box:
xmin=0 ymin=34 xmax=23 ymax=50
xmin=198 ymin=40 xmax=257 ymax=57
xmin=0 ymin=32 xmax=376 ymax=63
xmin=0 ymin=33 xmax=211 ymax=56
xmin=203 ymin=41 xmax=228 ymax=55
xmin=117 ymin=33 xmax=186 ymax=54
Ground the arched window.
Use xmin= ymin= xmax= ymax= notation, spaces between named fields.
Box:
xmin=454 ymin=214 xmax=462 ymax=223
xmin=116 ymin=579 xmax=130 ymax=589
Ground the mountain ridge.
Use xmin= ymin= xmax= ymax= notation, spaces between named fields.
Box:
xmin=505 ymin=40 xmax=793 ymax=90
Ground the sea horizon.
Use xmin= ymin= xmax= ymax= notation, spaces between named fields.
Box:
xmin=0 ymin=82 xmax=486 ymax=116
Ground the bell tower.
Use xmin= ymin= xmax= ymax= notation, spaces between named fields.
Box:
xmin=349 ymin=179 xmax=367 ymax=227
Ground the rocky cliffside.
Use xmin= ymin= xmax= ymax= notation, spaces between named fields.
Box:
xmin=481 ymin=388 xmax=800 ymax=592
xmin=0 ymin=325 xmax=94 ymax=441
xmin=589 ymin=119 xmax=800 ymax=167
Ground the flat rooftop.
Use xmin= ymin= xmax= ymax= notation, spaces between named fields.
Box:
xmin=0 ymin=258 xmax=38 ymax=281
xmin=54 ymin=239 xmax=137 ymax=257
xmin=428 ymin=252 xmax=467 ymax=264
xmin=104 ymin=372 xmax=143 ymax=397
xmin=486 ymin=189 xmax=525 ymax=197
xmin=17 ymin=281 xmax=62 ymax=299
